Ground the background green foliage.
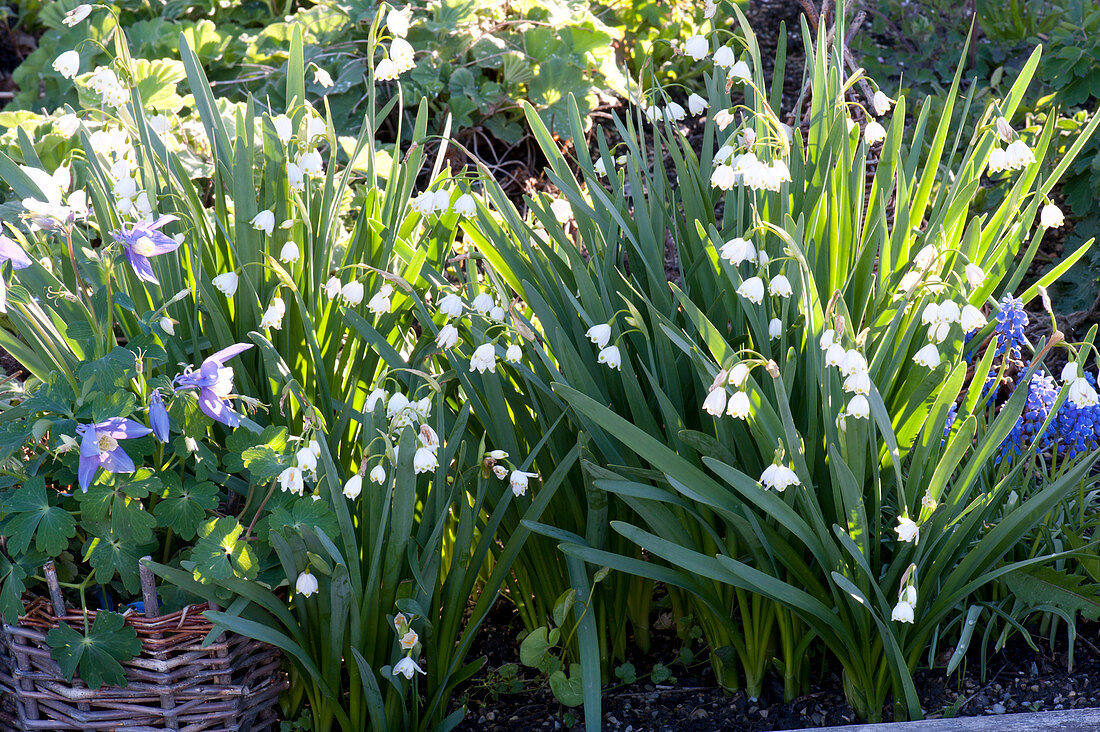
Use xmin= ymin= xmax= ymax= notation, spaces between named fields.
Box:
xmin=854 ymin=0 xmax=1100 ymax=310
xmin=2 ymin=0 xmax=718 ymax=143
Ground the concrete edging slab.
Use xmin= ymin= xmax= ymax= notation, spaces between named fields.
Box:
xmin=814 ymin=708 xmax=1100 ymax=731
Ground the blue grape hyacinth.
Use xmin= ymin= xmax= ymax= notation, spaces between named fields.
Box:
xmin=993 ymin=295 xmax=1027 ymax=357
xmin=997 ymin=371 xmax=1058 ymax=463
xmin=1050 ymin=371 xmax=1100 ymax=459
xmin=943 ymin=403 xmax=958 ymax=443
xmin=998 ymin=368 xmax=1100 ymax=463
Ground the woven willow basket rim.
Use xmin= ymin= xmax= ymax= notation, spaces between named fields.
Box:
xmin=1 ymin=564 xmax=286 ymax=731
xmin=15 ymin=597 xmax=216 ymax=639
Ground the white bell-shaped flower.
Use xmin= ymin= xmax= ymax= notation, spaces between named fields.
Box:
xmin=438 ymin=293 xmax=464 ymax=317
xmin=1040 ymin=203 xmax=1064 ymax=228
xmin=895 ymin=516 xmax=919 ymax=543
xmin=586 ymin=324 xmax=611 ymax=349
xmin=598 ymin=345 xmax=622 ymax=370
xmin=295 ymin=570 xmax=319 ymax=597
xmin=470 ymin=343 xmax=497 ymax=373
xmin=736 ymin=276 xmax=765 ymax=305
xmin=684 ymin=35 xmax=708 ymax=61
xmin=726 ymin=390 xmax=751 ymax=419
xmin=846 ymin=394 xmax=870 ymax=419
xmin=212 ymin=272 xmax=238 ymax=297
xmin=251 ymin=209 xmax=275 ymax=235
xmin=702 ymin=388 xmax=728 ymax=416
xmin=913 ymin=344 xmax=941 ymax=368
xmin=343 ymin=475 xmax=363 ymax=499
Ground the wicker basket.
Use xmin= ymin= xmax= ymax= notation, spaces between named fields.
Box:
xmin=0 ymin=560 xmax=286 ymax=732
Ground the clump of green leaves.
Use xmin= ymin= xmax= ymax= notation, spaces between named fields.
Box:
xmin=3 ymin=0 xmax=651 ymax=144
xmin=517 ymin=588 xmax=587 ymax=708
xmin=46 ymin=610 xmax=142 ymax=689
xmin=0 ymin=338 xmax=339 ymax=686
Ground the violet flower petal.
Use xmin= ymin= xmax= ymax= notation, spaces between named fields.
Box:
xmin=96 ymin=417 xmax=153 ymax=440
xmin=0 ymin=235 xmax=32 ymax=269
xmin=207 ymin=343 xmax=252 ymax=366
xmin=148 ymin=391 xmax=169 ymax=442
xmin=124 ymin=250 xmax=158 ymax=284
xmin=78 ymin=425 xmax=100 ymax=458
xmin=149 ymin=214 xmax=179 ymax=230
xmin=98 ymin=447 xmax=135 ymax=474
xmin=134 ymin=229 xmax=180 ymax=255
xmin=197 ymin=387 xmax=239 ymax=427
xmin=78 ymin=455 xmax=99 ymax=492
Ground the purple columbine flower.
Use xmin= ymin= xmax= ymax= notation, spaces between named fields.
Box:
xmin=148 ymin=388 xmax=169 ymax=442
xmin=75 ymin=418 xmax=152 ymax=492
xmin=110 ymin=214 xmax=180 ymax=285
xmin=172 ymin=343 xmax=252 ymax=427
xmin=0 ymin=234 xmax=33 ymax=313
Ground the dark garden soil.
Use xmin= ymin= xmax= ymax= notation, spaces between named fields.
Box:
xmin=453 ymin=596 xmax=1100 ymax=731
xmin=0 ymin=348 xmax=23 ymax=379
xmin=0 ymin=4 xmax=31 ymax=98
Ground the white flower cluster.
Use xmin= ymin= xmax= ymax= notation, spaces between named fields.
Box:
xmin=484 ymin=448 xmax=539 ymax=497
xmin=988 ymin=117 xmax=1035 ymax=174
xmin=920 ymin=300 xmax=986 ymax=345
xmin=853 ymin=90 xmax=895 ymax=146
xmin=701 ymin=363 xmax=753 ymax=420
xmin=1062 ymin=362 xmax=1099 ymax=408
xmin=266 ymin=266 xmax=395 ymax=328
xmin=715 ymin=235 xmax=793 ymax=343
xmin=107 ymin=157 xmax=155 ymax=219
xmin=22 ymin=123 xmax=134 ymax=231
xmin=87 ymin=66 xmax=128 ymax=108
xmin=278 ymin=438 xmax=324 ymax=495
xmin=391 ymin=612 xmax=426 ymax=679
xmin=358 ymin=387 xmax=441 ymax=477
xmin=272 ymin=107 xmax=328 ymax=192
xmin=988 ymin=140 xmax=1035 ymax=173
xmin=711 ymin=150 xmax=791 ymax=193
xmin=409 ymin=187 xmax=476 ymax=218
xmin=821 ymin=330 xmax=872 ymax=420
xmin=375 ymin=7 xmax=416 ymax=81
xmin=586 ymin=323 xmax=620 ymax=370
xmin=655 ymin=27 xmax=792 ymax=194
xmin=644 ymin=94 xmax=711 ymax=124
xmin=20 ymin=164 xmax=88 ymax=229
xmin=436 ymin=286 xmax=523 ymax=372
xmin=641 ymin=32 xmax=755 ymax=126
xmin=904 ymin=255 xmax=988 ymax=370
